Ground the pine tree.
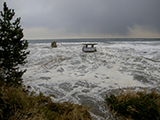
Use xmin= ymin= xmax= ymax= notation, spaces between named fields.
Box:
xmin=0 ymin=2 xmax=29 ymax=86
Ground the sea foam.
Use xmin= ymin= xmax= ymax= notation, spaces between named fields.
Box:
xmin=22 ymin=41 xmax=160 ymax=119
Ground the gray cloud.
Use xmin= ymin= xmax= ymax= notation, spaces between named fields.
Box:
xmin=1 ymin=0 xmax=160 ymax=38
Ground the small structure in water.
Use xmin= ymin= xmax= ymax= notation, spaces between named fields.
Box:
xmin=51 ymin=41 xmax=57 ymax=48
xmin=82 ymin=43 xmax=97 ymax=52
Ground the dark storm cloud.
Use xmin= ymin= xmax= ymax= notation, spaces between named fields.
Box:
xmin=1 ymin=0 xmax=160 ymax=38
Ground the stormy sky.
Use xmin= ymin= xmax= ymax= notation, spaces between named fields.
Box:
xmin=1 ymin=0 xmax=160 ymax=39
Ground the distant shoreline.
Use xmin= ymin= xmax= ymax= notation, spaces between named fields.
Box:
xmin=27 ymin=38 xmax=160 ymax=43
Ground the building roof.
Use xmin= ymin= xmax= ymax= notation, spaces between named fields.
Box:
xmin=82 ymin=43 xmax=97 ymax=45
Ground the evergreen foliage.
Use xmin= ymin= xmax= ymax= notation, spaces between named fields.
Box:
xmin=0 ymin=2 xmax=29 ymax=86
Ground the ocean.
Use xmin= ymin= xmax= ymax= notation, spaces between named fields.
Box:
xmin=23 ymin=38 xmax=160 ymax=120
xmin=28 ymin=38 xmax=160 ymax=44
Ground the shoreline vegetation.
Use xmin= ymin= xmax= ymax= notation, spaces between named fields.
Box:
xmin=105 ymin=89 xmax=160 ymax=120
xmin=1 ymin=85 xmax=160 ymax=120
xmin=0 ymin=85 xmax=92 ymax=120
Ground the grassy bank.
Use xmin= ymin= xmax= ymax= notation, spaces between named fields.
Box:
xmin=1 ymin=85 xmax=160 ymax=120
xmin=105 ymin=89 xmax=160 ymax=120
xmin=0 ymin=86 xmax=91 ymax=120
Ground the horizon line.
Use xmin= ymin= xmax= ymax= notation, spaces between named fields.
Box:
xmin=26 ymin=37 xmax=160 ymax=40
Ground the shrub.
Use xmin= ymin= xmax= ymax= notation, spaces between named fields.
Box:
xmin=105 ymin=89 xmax=160 ymax=120
xmin=0 ymin=86 xmax=91 ymax=120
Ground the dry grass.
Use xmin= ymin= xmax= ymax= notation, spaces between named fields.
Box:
xmin=0 ymin=86 xmax=91 ymax=120
xmin=105 ymin=89 xmax=160 ymax=120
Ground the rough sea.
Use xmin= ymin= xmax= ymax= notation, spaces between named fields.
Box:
xmin=22 ymin=38 xmax=160 ymax=120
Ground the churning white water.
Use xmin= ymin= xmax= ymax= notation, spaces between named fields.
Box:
xmin=22 ymin=41 xmax=160 ymax=119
